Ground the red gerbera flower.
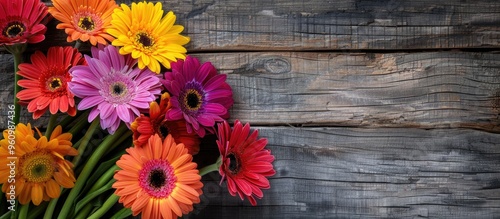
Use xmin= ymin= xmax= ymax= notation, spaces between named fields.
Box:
xmin=0 ymin=0 xmax=48 ymax=45
xmin=131 ymin=92 xmax=201 ymax=155
xmin=16 ymin=46 xmax=85 ymax=119
xmin=217 ymin=120 xmax=276 ymax=206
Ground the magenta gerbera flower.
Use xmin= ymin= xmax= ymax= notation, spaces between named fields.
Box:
xmin=69 ymin=45 xmax=162 ymax=134
xmin=162 ymin=56 xmax=233 ymax=137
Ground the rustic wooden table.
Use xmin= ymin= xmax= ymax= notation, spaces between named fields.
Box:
xmin=1 ymin=0 xmax=500 ymax=218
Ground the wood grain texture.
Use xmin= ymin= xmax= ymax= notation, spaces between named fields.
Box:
xmin=1 ymin=51 xmax=500 ymax=131
xmin=2 ymin=0 xmax=500 ymax=53
xmin=0 ymin=0 xmax=499 ymax=218
xmin=172 ymin=0 xmax=500 ymax=51
xmin=190 ymin=127 xmax=500 ymax=218
xmin=201 ymin=51 xmax=500 ymax=131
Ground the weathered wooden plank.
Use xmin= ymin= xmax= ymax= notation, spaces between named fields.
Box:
xmin=191 ymin=127 xmax=500 ymax=218
xmin=173 ymin=0 xmax=500 ymax=51
xmin=0 ymin=53 xmax=45 ymax=129
xmin=211 ymin=51 xmax=499 ymax=131
xmin=2 ymin=0 xmax=500 ymax=53
xmin=1 ymin=51 xmax=500 ymax=131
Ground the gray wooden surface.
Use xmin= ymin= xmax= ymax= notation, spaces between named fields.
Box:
xmin=1 ymin=0 xmax=500 ymax=218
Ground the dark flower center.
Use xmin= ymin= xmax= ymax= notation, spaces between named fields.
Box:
xmin=51 ymin=79 xmax=61 ymax=89
xmin=113 ymin=85 xmax=123 ymax=94
xmin=184 ymin=89 xmax=202 ymax=111
xmin=187 ymin=93 xmax=200 ymax=108
xmin=47 ymin=77 xmax=63 ymax=92
xmin=158 ymin=122 xmax=170 ymax=139
xmin=32 ymin=164 xmax=47 ymax=177
xmin=78 ymin=17 xmax=95 ymax=31
xmin=148 ymin=169 xmax=166 ymax=189
xmin=110 ymin=82 xmax=128 ymax=97
xmin=3 ymin=22 xmax=25 ymax=38
xmin=137 ymin=32 xmax=153 ymax=47
xmin=21 ymin=151 xmax=55 ymax=183
xmin=139 ymin=160 xmax=177 ymax=198
xmin=227 ymin=153 xmax=240 ymax=174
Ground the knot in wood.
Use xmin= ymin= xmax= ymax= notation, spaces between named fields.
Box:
xmin=264 ymin=58 xmax=291 ymax=74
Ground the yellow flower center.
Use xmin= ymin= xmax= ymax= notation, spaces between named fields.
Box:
xmin=20 ymin=150 xmax=55 ymax=183
xmin=47 ymin=77 xmax=63 ymax=91
xmin=78 ymin=16 xmax=95 ymax=31
xmin=135 ymin=32 xmax=155 ymax=49
xmin=183 ymin=89 xmax=202 ymax=111
xmin=3 ymin=22 xmax=25 ymax=38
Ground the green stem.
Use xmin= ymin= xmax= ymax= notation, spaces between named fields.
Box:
xmin=104 ymin=130 xmax=132 ymax=156
xmin=0 ymin=190 xmax=5 ymax=215
xmin=75 ymin=178 xmax=114 ymax=214
xmin=57 ymin=125 xmax=129 ymax=219
xmin=27 ymin=201 xmax=48 ymax=219
xmin=12 ymin=51 xmax=23 ymax=125
xmin=64 ymin=110 xmax=89 ymax=133
xmin=72 ymin=119 xmax=100 ymax=166
xmin=18 ymin=204 xmax=28 ymax=219
xmin=44 ymin=114 xmax=59 ymax=138
xmin=72 ymin=137 xmax=84 ymax=150
xmin=86 ymin=194 xmax=119 ymax=219
xmin=0 ymin=211 xmax=11 ymax=219
xmin=110 ymin=207 xmax=131 ymax=219
xmin=67 ymin=112 xmax=91 ymax=137
xmin=199 ymin=156 xmax=223 ymax=176
xmin=43 ymin=193 xmax=60 ymax=219
xmin=74 ymin=203 xmax=93 ymax=219
xmin=8 ymin=200 xmax=17 ymax=219
xmin=74 ymin=40 xmax=82 ymax=49
xmin=88 ymin=165 xmax=120 ymax=194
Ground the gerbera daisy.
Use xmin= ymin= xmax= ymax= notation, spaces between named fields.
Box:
xmin=131 ymin=92 xmax=201 ymax=154
xmin=48 ymin=0 xmax=117 ymax=46
xmin=69 ymin=44 xmax=162 ymax=134
xmin=113 ymin=134 xmax=203 ymax=218
xmin=0 ymin=0 xmax=48 ymax=45
xmin=162 ymin=56 xmax=234 ymax=138
xmin=16 ymin=46 xmax=85 ymax=119
xmin=0 ymin=124 xmax=77 ymax=206
xmin=217 ymin=120 xmax=275 ymax=206
xmin=107 ymin=1 xmax=190 ymax=73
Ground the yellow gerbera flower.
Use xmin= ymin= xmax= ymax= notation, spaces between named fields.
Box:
xmin=107 ymin=1 xmax=190 ymax=74
xmin=0 ymin=124 xmax=77 ymax=206
xmin=48 ymin=0 xmax=118 ymax=46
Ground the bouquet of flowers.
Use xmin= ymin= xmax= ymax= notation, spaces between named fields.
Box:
xmin=0 ymin=0 xmax=276 ymax=218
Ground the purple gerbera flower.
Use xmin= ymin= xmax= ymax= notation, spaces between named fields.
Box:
xmin=162 ymin=56 xmax=233 ymax=137
xmin=69 ymin=45 xmax=162 ymax=134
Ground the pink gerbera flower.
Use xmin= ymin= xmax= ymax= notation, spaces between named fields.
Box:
xmin=69 ymin=45 xmax=162 ymax=134
xmin=162 ymin=56 xmax=233 ymax=137
xmin=0 ymin=0 xmax=48 ymax=45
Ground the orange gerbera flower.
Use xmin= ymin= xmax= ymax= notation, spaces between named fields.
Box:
xmin=113 ymin=134 xmax=203 ymax=219
xmin=0 ymin=124 xmax=78 ymax=206
xmin=48 ymin=0 xmax=117 ymax=45
xmin=16 ymin=46 xmax=85 ymax=119
xmin=131 ymin=93 xmax=200 ymax=154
